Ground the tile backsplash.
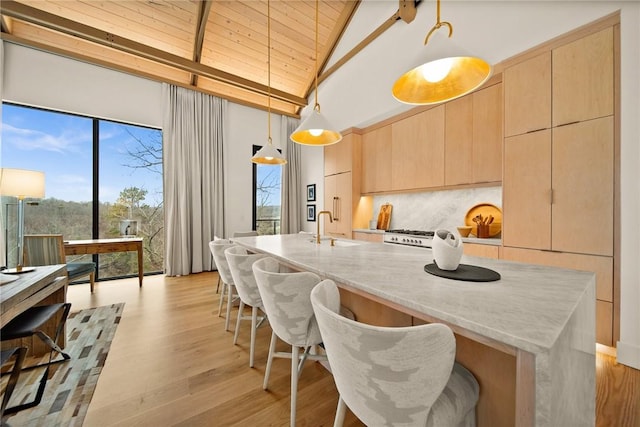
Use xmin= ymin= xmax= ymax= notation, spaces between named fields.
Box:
xmin=372 ymin=187 xmax=502 ymax=232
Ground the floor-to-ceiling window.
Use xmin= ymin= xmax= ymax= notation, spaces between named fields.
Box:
xmin=1 ymin=103 xmax=164 ymax=280
xmin=252 ymin=145 xmax=282 ymax=235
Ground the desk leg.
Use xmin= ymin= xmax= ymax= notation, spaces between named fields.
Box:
xmin=137 ymin=245 xmax=144 ymax=287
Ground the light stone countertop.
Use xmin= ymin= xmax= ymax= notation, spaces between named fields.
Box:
xmin=232 ymin=233 xmax=594 ymax=356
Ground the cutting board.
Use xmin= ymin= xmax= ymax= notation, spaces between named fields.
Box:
xmin=376 ymin=203 xmax=393 ymax=230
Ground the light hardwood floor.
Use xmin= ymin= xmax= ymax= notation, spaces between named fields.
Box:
xmin=66 ymin=272 xmax=639 ymax=427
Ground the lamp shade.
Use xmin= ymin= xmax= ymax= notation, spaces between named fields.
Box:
xmin=290 ymin=108 xmax=342 ymax=146
xmin=251 ymin=142 xmax=287 ymax=165
xmin=392 ymin=31 xmax=492 ymax=105
xmin=0 ymin=168 xmax=45 ymax=199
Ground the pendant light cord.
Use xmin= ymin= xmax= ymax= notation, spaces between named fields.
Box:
xmin=313 ymin=0 xmax=320 ymax=112
xmin=425 ymin=0 xmax=453 ymax=45
xmin=267 ymin=0 xmax=273 ymax=144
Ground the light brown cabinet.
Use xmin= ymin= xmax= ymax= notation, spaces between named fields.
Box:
xmin=504 ymin=52 xmax=551 ymax=137
xmin=352 ymin=231 xmax=384 ymax=243
xmin=472 ymin=84 xmax=503 ymax=183
xmin=361 ymin=125 xmax=392 ymax=193
xmin=445 ymin=96 xmax=473 ymax=185
xmin=391 ymin=106 xmax=445 ymax=191
xmin=324 ymin=134 xmax=353 ymax=176
xmin=445 ymin=84 xmax=503 ymax=186
xmin=463 ymin=243 xmax=500 ymax=259
xmin=552 ymin=27 xmax=614 ymax=126
xmin=323 ymin=131 xmax=363 ymax=239
xmin=502 ymin=23 xmax=617 ymax=346
xmin=503 ymin=130 xmax=552 ymax=250
xmin=552 ymin=117 xmax=614 ymax=256
xmin=324 ymin=172 xmax=353 ymax=238
xmin=501 ymin=247 xmax=614 ymax=345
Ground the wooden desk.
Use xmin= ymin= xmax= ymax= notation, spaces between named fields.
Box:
xmin=1 ymin=264 xmax=68 ymax=356
xmin=64 ymin=238 xmax=143 ymax=287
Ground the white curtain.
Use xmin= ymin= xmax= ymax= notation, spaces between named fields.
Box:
xmin=280 ymin=116 xmax=302 ymax=234
xmin=163 ymin=84 xmax=226 ymax=276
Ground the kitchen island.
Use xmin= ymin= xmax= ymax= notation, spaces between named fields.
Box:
xmin=232 ymin=234 xmax=595 ymax=427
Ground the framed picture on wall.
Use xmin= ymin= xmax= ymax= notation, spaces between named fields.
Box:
xmin=307 ymin=204 xmax=316 ymax=221
xmin=307 ymin=184 xmax=316 ymax=202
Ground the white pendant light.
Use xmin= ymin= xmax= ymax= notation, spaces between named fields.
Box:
xmin=252 ymin=0 xmax=286 ymax=165
xmin=290 ymin=0 xmax=342 ymax=146
xmin=392 ymin=0 xmax=492 ymax=105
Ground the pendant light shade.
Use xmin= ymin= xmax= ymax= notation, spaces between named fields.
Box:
xmin=252 ymin=138 xmax=286 ymax=165
xmin=289 ymin=105 xmax=342 ymax=146
xmin=252 ymin=0 xmax=286 ymax=165
xmin=290 ymin=0 xmax=342 ymax=146
xmin=392 ymin=0 xmax=492 ymax=105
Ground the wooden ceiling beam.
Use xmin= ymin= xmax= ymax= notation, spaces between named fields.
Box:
xmin=191 ymin=0 xmax=213 ymax=86
xmin=0 ymin=0 xmax=307 ymax=107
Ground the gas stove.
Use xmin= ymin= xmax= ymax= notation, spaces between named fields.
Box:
xmin=383 ymin=229 xmax=435 ymax=249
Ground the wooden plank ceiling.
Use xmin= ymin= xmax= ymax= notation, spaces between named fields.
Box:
xmin=0 ymin=0 xmax=367 ymax=117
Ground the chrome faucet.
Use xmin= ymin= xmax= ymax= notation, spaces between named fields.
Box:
xmin=316 ymin=210 xmax=333 ymax=244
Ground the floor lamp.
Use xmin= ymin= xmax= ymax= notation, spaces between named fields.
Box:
xmin=0 ymin=168 xmax=45 ymax=273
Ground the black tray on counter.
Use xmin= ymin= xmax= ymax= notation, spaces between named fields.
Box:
xmin=424 ymin=263 xmax=501 ymax=282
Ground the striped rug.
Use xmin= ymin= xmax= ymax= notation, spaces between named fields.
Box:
xmin=2 ymin=303 xmax=124 ymax=426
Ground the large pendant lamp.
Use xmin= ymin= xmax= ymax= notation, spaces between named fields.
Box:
xmin=290 ymin=0 xmax=342 ymax=146
xmin=252 ymin=0 xmax=287 ymax=165
xmin=392 ymin=0 xmax=492 ymax=105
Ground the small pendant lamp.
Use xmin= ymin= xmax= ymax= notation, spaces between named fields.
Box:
xmin=252 ymin=0 xmax=286 ymax=165
xmin=392 ymin=0 xmax=492 ymax=105
xmin=290 ymin=0 xmax=342 ymax=146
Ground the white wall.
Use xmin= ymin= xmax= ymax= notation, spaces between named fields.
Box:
xmin=2 ymin=0 xmax=639 ymax=369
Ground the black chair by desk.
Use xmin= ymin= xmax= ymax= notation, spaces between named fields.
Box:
xmin=0 ymin=302 xmax=72 ymax=415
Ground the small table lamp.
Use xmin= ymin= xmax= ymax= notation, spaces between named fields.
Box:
xmin=0 ymin=168 xmax=45 ymax=273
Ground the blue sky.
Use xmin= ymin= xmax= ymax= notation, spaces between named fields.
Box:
xmin=1 ymin=104 xmax=162 ymax=204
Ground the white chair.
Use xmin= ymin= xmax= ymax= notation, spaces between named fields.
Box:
xmin=209 ymin=239 xmax=237 ymax=331
xmin=224 ymin=245 xmax=268 ymax=367
xmin=252 ymin=257 xmax=327 ymax=427
xmin=311 ymin=279 xmax=480 ymax=427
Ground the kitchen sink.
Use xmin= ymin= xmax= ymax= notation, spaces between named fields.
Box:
xmin=308 ymin=237 xmax=361 ymax=247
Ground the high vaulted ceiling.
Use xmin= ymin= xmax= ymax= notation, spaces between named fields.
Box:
xmin=0 ymin=1 xmax=419 ymax=117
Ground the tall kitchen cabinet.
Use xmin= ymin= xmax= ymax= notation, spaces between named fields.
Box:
xmin=502 ymin=26 xmax=617 ymax=345
xmin=323 ymin=130 xmax=363 ymax=238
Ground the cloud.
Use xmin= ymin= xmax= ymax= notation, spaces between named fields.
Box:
xmin=1 ymin=123 xmax=91 ymax=153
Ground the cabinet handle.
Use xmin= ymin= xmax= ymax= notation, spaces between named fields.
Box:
xmin=556 ymin=121 xmax=580 ymax=128
xmin=549 ymin=188 xmax=554 ymax=205
xmin=526 ymin=127 xmax=548 ymax=133
xmin=333 ymin=196 xmax=340 ymax=221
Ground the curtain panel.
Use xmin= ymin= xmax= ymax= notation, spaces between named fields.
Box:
xmin=280 ymin=116 xmax=302 ymax=234
xmin=163 ymin=84 xmax=226 ymax=276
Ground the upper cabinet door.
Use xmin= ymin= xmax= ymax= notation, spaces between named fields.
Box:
xmin=504 ymin=52 xmax=552 ymax=137
xmin=324 ymin=133 xmax=356 ymax=176
xmin=552 ymin=27 xmax=614 ymax=126
xmin=324 ymin=133 xmax=353 ymax=176
xmin=445 ymin=96 xmax=473 ymax=185
xmin=391 ymin=106 xmax=444 ymax=191
xmin=361 ymin=125 xmax=392 ymax=193
xmin=472 ymin=84 xmax=503 ymax=183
